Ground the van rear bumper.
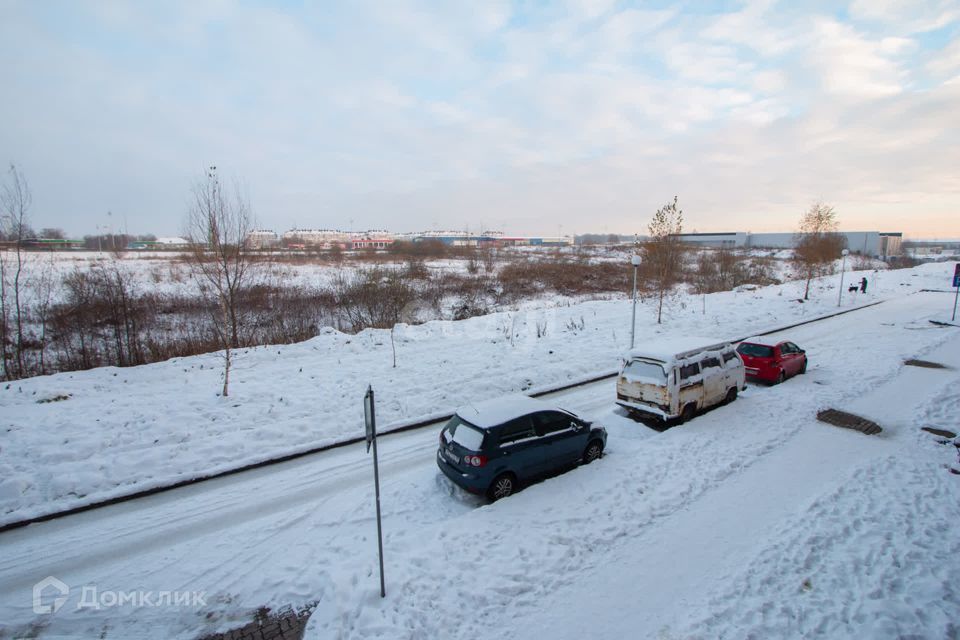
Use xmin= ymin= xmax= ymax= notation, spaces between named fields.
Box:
xmin=616 ymin=399 xmax=674 ymax=420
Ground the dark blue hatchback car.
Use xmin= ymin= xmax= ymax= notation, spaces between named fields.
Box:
xmin=436 ymin=395 xmax=608 ymax=500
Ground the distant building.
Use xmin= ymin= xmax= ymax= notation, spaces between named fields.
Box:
xmin=671 ymin=232 xmax=748 ymax=248
xmin=245 ymin=230 xmax=280 ymax=249
xmin=350 ymin=230 xmax=394 ymax=250
xmin=281 ymin=229 xmax=351 ymax=249
xmin=407 ymin=230 xmax=572 ymax=247
xmin=673 ymin=231 xmax=901 ymax=257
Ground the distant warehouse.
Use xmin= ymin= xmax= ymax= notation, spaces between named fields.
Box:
xmin=408 ymin=230 xmax=572 ymax=247
xmin=674 ymin=231 xmax=901 ymax=258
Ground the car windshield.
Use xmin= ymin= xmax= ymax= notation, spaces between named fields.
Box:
xmin=445 ymin=415 xmax=485 ymax=451
xmin=738 ymin=343 xmax=774 ymax=358
xmin=623 ymin=360 xmax=667 ymax=380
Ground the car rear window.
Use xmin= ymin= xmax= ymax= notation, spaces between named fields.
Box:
xmin=446 ymin=416 xmax=485 ymax=451
xmin=737 ymin=343 xmax=774 ymax=358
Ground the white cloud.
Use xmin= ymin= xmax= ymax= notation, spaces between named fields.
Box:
xmin=0 ymin=1 xmax=957 ymax=238
xmin=848 ymin=0 xmax=960 ymax=33
xmin=808 ymin=18 xmax=910 ymax=98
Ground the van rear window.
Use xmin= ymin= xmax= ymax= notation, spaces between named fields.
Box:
xmin=738 ymin=343 xmax=774 ymax=358
xmin=623 ymin=360 xmax=667 ymax=380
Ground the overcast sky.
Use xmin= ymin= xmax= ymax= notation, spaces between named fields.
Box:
xmin=1 ymin=0 xmax=958 ymax=239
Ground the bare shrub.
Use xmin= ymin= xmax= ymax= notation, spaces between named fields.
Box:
xmin=497 ymin=259 xmax=628 ymax=301
xmin=332 ymin=267 xmax=416 ymax=331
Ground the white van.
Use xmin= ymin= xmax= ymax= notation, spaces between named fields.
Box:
xmin=616 ymin=337 xmax=745 ymax=423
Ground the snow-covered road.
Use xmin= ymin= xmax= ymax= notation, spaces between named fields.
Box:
xmin=2 ymin=290 xmax=958 ymax=639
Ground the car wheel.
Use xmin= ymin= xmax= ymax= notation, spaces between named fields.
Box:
xmin=583 ymin=440 xmax=603 ymax=464
xmin=487 ymin=473 xmax=516 ymax=501
xmin=799 ymin=359 xmax=807 ymax=374
xmin=776 ymin=371 xmax=785 ymax=385
xmin=679 ymin=403 xmax=696 ymax=424
xmin=724 ymin=387 xmax=738 ymax=404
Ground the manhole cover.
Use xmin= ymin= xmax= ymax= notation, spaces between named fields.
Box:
xmin=921 ymin=426 xmax=957 ymax=439
xmin=904 ymin=359 xmax=948 ymax=369
xmin=816 ymin=409 xmax=882 ymax=435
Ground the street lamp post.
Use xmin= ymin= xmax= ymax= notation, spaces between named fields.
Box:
xmin=630 ymin=254 xmax=641 ymax=349
xmin=837 ymin=249 xmax=850 ymax=307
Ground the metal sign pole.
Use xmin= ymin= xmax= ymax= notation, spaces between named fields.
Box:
xmin=951 ymin=264 xmax=960 ymax=322
xmin=630 ymin=266 xmax=637 ymax=349
xmin=364 ymin=385 xmax=386 ymax=598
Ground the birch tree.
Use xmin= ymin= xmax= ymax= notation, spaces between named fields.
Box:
xmin=184 ymin=167 xmax=256 ymax=397
xmin=643 ymin=196 xmax=685 ymax=324
xmin=1 ymin=164 xmax=32 ymax=378
xmin=792 ymin=202 xmax=844 ymax=300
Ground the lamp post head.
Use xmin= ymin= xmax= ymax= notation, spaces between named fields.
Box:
xmin=631 ymin=255 xmax=641 ymax=267
xmin=841 ymin=249 xmax=849 ymax=256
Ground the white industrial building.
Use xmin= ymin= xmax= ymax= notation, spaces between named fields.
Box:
xmin=675 ymin=231 xmax=902 ymax=257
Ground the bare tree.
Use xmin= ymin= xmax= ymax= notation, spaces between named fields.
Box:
xmin=643 ymin=196 xmax=685 ymax=324
xmin=39 ymin=227 xmax=66 ymax=240
xmin=693 ymin=250 xmax=717 ymax=314
xmin=184 ymin=167 xmax=256 ymax=397
xmin=792 ymin=202 xmax=845 ymax=300
xmin=0 ymin=249 xmax=9 ymax=377
xmin=30 ymin=254 xmax=58 ymax=374
xmin=1 ymin=164 xmax=32 ymax=378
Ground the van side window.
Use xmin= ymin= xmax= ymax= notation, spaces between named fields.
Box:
xmin=722 ymin=351 xmax=738 ymax=363
xmin=680 ymin=362 xmax=700 ymax=380
xmin=498 ymin=416 xmax=536 ymax=445
xmin=701 ymin=357 xmax=721 ymax=369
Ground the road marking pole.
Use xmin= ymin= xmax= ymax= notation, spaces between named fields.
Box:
xmin=364 ymin=385 xmax=386 ymax=598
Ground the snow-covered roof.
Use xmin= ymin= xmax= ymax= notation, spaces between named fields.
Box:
xmin=739 ymin=335 xmax=785 ymax=347
xmin=627 ymin=336 xmax=732 ymax=364
xmin=455 ymin=394 xmax=551 ymax=429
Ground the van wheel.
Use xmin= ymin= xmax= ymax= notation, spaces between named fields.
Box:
xmin=724 ymin=387 xmax=738 ymax=404
xmin=583 ymin=440 xmax=603 ymax=464
xmin=487 ymin=473 xmax=516 ymax=501
xmin=679 ymin=403 xmax=697 ymax=424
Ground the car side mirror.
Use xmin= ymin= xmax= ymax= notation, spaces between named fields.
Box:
xmin=572 ymin=421 xmax=585 ymax=431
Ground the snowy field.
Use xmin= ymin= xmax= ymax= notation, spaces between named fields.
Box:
xmin=1 ymin=262 xmax=938 ymax=527
xmin=0 ymin=263 xmax=956 ymax=639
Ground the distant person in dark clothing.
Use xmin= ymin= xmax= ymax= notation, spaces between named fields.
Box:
xmin=860 ymin=277 xmax=868 ymax=293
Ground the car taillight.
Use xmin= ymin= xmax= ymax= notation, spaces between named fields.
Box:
xmin=464 ymin=455 xmax=487 ymax=467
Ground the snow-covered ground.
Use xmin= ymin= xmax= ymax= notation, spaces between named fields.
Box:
xmin=1 ymin=263 xmax=938 ymax=527
xmin=0 ymin=262 xmax=957 ymax=640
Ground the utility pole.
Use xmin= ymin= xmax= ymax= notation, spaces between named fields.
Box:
xmin=837 ymin=249 xmax=849 ymax=307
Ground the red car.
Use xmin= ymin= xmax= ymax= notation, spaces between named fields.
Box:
xmin=736 ymin=337 xmax=807 ymax=384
